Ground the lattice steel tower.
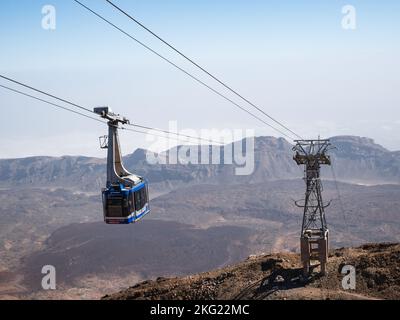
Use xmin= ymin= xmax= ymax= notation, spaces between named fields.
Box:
xmin=293 ymin=139 xmax=332 ymax=275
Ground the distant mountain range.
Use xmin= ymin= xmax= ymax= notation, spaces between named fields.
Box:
xmin=0 ymin=136 xmax=399 ymax=194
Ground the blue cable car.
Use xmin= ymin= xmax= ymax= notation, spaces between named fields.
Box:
xmin=102 ymin=180 xmax=150 ymax=224
xmin=95 ymin=106 xmax=150 ymax=224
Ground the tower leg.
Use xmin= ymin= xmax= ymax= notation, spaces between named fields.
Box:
xmin=300 ymin=237 xmax=310 ymax=276
xmin=303 ymin=262 xmax=310 ymax=276
xmin=320 ymin=261 xmax=326 ymax=275
xmin=318 ymin=233 xmax=328 ymax=275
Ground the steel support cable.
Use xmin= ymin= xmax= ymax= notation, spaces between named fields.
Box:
xmin=72 ymin=0 xmax=295 ymax=141
xmin=105 ymin=0 xmax=303 ymax=140
xmin=0 ymin=75 xmax=222 ymax=145
xmin=0 ymin=84 xmax=106 ymax=124
xmin=125 ymin=123 xmax=223 ymax=145
xmin=0 ymin=74 xmax=222 ymax=145
xmin=330 ymin=162 xmax=355 ymax=247
xmin=121 ymin=126 xmax=211 ymax=145
xmin=0 ymin=84 xmax=208 ymax=144
xmin=328 ymin=162 xmax=355 ymax=294
xmin=0 ymin=74 xmax=93 ymax=114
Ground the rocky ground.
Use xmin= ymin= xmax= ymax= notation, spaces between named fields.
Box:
xmin=103 ymin=243 xmax=400 ymax=300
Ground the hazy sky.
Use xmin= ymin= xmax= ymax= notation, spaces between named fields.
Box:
xmin=1 ymin=0 xmax=399 ymax=158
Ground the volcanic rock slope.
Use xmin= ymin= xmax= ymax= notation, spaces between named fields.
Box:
xmin=103 ymin=243 xmax=400 ymax=300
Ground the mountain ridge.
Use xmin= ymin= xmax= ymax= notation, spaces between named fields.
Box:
xmin=1 ymin=135 xmax=399 ymax=193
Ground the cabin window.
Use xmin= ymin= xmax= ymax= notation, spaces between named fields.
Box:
xmin=106 ymin=196 xmax=123 ymax=217
xmin=134 ymin=187 xmax=147 ymax=211
xmin=129 ymin=193 xmax=135 ymax=213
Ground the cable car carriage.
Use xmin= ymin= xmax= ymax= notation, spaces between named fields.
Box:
xmin=94 ymin=107 xmax=150 ymax=224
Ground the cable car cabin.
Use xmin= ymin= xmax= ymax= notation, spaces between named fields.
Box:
xmin=103 ymin=181 xmax=150 ymax=224
xmin=94 ymin=106 xmax=151 ymax=225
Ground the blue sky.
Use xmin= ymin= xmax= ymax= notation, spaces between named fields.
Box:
xmin=0 ymin=0 xmax=399 ymax=157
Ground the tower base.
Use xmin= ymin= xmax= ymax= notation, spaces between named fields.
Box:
xmin=300 ymin=229 xmax=329 ymax=276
